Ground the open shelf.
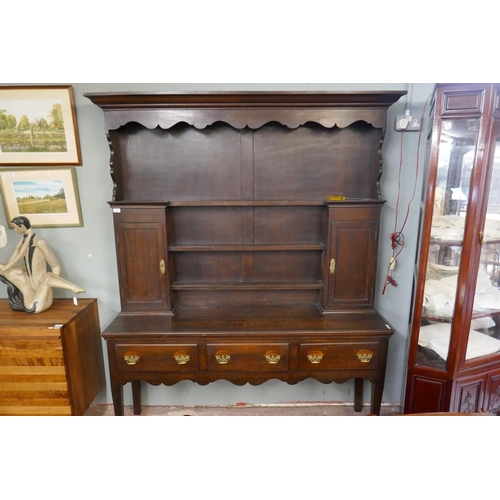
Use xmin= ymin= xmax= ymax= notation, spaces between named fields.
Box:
xmin=171 ymin=281 xmax=324 ymax=291
xmin=168 ymin=200 xmax=328 ymax=207
xmin=169 ymin=244 xmax=326 ymax=252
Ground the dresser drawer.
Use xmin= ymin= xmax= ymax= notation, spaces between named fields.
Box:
xmin=207 ymin=343 xmax=289 ymax=372
xmin=115 ymin=344 xmax=199 ymax=373
xmin=299 ymin=342 xmax=380 ymax=370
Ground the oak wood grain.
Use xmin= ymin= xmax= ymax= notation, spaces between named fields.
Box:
xmin=0 ymin=299 xmax=105 ymax=416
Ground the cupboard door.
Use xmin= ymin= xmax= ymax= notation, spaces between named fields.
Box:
xmin=452 ymin=370 xmax=500 ymax=414
xmin=484 ymin=369 xmax=500 ymax=415
xmin=113 ymin=206 xmax=172 ymax=313
xmin=451 ymin=373 xmax=485 ymax=413
xmin=323 ymin=204 xmax=381 ymax=310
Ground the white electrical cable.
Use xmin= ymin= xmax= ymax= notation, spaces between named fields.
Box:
xmin=406 ymin=83 xmax=413 ymax=115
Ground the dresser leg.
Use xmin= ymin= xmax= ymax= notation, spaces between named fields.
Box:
xmin=370 ymin=380 xmax=383 ymax=416
xmin=132 ymin=380 xmax=142 ymax=415
xmin=111 ymin=382 xmax=124 ymax=416
xmin=354 ymin=378 xmax=363 ymax=412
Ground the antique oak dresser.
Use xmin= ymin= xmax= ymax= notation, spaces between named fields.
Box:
xmin=85 ymin=91 xmax=404 ymax=415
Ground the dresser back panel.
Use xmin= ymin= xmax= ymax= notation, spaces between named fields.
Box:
xmin=109 ymin=121 xmax=383 ymax=203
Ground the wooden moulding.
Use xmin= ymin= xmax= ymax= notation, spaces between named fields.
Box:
xmin=84 ymin=91 xmax=407 ymax=130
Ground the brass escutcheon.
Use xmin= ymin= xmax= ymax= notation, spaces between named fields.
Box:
xmin=160 ymin=259 xmax=166 ymax=275
xmin=265 ymin=354 xmax=281 ymax=364
xmin=124 ymin=355 xmax=140 ymax=366
xmin=215 ymin=354 xmax=231 ymax=364
xmin=174 ymin=354 xmax=190 ymax=365
xmin=330 ymin=258 xmax=336 ymax=274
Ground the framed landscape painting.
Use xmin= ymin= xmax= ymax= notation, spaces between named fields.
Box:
xmin=0 ymin=86 xmax=82 ymax=165
xmin=0 ymin=167 xmax=83 ymax=227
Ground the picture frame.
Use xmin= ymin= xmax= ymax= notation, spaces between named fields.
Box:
xmin=0 ymin=86 xmax=82 ymax=165
xmin=0 ymin=167 xmax=83 ymax=228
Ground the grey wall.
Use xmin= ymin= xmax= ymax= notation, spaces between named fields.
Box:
xmin=0 ymin=82 xmax=436 ymax=407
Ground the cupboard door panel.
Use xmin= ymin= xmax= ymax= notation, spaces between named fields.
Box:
xmin=406 ymin=375 xmax=447 ymax=414
xmin=323 ymin=205 xmax=381 ymax=310
xmin=451 ymin=374 xmax=484 ymax=413
xmin=484 ymin=370 xmax=500 ymax=415
xmin=442 ymin=88 xmax=484 ymax=114
xmin=113 ymin=207 xmax=171 ymax=312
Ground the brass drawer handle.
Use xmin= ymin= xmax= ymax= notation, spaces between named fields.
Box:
xmin=265 ymin=354 xmax=281 ymax=364
xmin=174 ymin=354 xmax=190 ymax=365
xmin=357 ymin=352 xmax=373 ymax=363
xmin=124 ymin=355 xmax=140 ymax=366
xmin=307 ymin=353 xmax=323 ymax=364
xmin=215 ymin=354 xmax=231 ymax=364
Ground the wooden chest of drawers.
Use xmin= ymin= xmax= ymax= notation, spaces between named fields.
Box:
xmin=103 ymin=305 xmax=393 ymax=415
xmin=0 ymin=299 xmax=105 ymax=416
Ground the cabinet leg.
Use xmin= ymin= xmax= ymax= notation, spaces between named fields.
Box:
xmin=354 ymin=378 xmax=363 ymax=412
xmin=370 ymin=380 xmax=383 ymax=416
xmin=111 ymin=382 xmax=124 ymax=416
xmin=132 ymin=380 xmax=142 ymax=415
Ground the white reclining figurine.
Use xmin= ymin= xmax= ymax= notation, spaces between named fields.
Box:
xmin=0 ymin=216 xmax=85 ymax=314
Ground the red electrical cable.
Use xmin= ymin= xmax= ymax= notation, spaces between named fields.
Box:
xmin=382 ymin=94 xmax=433 ymax=295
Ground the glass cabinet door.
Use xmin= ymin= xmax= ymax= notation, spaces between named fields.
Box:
xmin=465 ymin=134 xmax=500 ymax=362
xmin=416 ymin=118 xmax=479 ymax=369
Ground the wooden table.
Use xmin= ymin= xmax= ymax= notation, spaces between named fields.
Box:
xmin=103 ymin=305 xmax=394 ymax=416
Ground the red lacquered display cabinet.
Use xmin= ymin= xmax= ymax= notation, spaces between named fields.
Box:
xmin=405 ymin=83 xmax=500 ymax=414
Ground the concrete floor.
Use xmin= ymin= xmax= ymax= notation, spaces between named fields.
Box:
xmin=85 ymin=403 xmax=402 ymax=416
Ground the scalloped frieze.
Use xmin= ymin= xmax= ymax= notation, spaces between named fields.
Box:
xmin=102 ymin=108 xmax=389 ymax=131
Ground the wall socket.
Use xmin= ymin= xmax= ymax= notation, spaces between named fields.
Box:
xmin=395 ymin=115 xmax=421 ymax=131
